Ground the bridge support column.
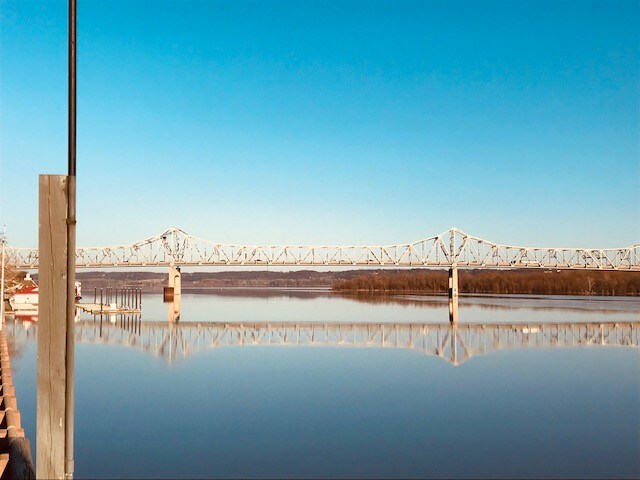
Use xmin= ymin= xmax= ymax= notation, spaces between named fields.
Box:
xmin=164 ymin=266 xmax=181 ymax=320
xmin=164 ymin=266 xmax=182 ymax=299
xmin=448 ymin=267 xmax=459 ymax=300
xmin=168 ymin=295 xmax=181 ymax=323
xmin=448 ymin=298 xmax=459 ymax=324
xmin=168 ymin=266 xmax=181 ymax=297
xmin=448 ymin=267 xmax=459 ymax=323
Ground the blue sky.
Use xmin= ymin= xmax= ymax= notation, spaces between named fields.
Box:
xmin=1 ymin=0 xmax=638 ymax=249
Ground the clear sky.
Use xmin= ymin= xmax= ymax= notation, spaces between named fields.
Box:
xmin=1 ymin=0 xmax=638 ymax=249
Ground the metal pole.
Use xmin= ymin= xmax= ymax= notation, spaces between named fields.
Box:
xmin=68 ymin=0 xmax=77 ymax=178
xmin=0 ymin=225 xmax=6 ymax=331
xmin=65 ymin=0 xmax=77 ymax=476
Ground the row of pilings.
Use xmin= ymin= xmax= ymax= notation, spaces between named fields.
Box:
xmin=93 ymin=287 xmax=142 ymax=311
xmin=0 ymin=328 xmax=35 ymax=479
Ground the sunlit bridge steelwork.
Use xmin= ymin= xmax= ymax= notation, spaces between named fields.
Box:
xmin=6 ymin=227 xmax=640 ymax=270
xmin=7 ymin=320 xmax=639 ymax=366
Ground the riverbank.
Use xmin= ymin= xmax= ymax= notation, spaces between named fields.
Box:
xmin=331 ymin=269 xmax=640 ymax=296
xmin=16 ymin=268 xmax=640 ymax=296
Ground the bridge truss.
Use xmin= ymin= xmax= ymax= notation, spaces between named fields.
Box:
xmin=6 ymin=227 xmax=640 ymax=270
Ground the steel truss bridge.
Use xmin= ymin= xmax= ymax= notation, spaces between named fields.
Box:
xmin=7 ymin=320 xmax=639 ymax=366
xmin=6 ymin=227 xmax=640 ymax=270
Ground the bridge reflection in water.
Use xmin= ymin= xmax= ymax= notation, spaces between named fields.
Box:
xmin=7 ymin=318 xmax=639 ymax=366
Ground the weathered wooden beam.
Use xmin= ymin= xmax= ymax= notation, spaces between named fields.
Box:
xmin=37 ymin=175 xmax=69 ymax=479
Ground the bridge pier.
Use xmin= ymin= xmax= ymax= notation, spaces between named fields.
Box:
xmin=448 ymin=267 xmax=459 ymax=300
xmin=168 ymin=296 xmax=181 ymax=323
xmin=448 ymin=267 xmax=459 ymax=323
xmin=164 ymin=266 xmax=182 ymax=299
xmin=164 ymin=266 xmax=181 ymax=320
xmin=169 ymin=266 xmax=181 ymax=297
xmin=448 ymin=298 xmax=459 ymax=324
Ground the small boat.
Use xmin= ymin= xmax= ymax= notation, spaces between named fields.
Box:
xmin=9 ymin=274 xmax=81 ymax=312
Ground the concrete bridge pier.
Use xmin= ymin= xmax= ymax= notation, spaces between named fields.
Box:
xmin=168 ymin=295 xmax=181 ymax=323
xmin=448 ymin=298 xmax=459 ymax=324
xmin=169 ymin=266 xmax=181 ymax=297
xmin=164 ymin=266 xmax=181 ymax=298
xmin=164 ymin=266 xmax=182 ymax=320
xmin=448 ymin=267 xmax=459 ymax=323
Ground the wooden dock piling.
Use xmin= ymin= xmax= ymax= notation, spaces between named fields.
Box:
xmin=0 ymin=330 xmax=35 ymax=479
xmin=37 ymin=175 xmax=72 ymax=479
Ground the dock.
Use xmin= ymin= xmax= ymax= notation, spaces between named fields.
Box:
xmin=76 ymin=303 xmax=141 ymax=315
xmin=78 ymin=286 xmax=143 ymax=315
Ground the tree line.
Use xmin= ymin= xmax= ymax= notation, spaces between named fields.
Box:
xmin=332 ymin=269 xmax=640 ymax=296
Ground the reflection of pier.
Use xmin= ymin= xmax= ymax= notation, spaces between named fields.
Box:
xmin=7 ymin=319 xmax=640 ymax=366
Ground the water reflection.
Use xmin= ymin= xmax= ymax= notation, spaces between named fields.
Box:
xmin=7 ymin=317 xmax=639 ymax=367
xmin=4 ymin=291 xmax=640 ymax=479
xmin=175 ymin=287 xmax=640 ymax=314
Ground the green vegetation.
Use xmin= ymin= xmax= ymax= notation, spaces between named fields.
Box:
xmin=332 ymin=269 xmax=640 ymax=296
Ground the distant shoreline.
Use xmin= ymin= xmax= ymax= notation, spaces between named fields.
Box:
xmin=51 ymin=268 xmax=640 ymax=297
xmin=332 ymin=269 xmax=640 ymax=297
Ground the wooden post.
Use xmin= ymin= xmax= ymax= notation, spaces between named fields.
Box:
xmin=37 ymin=174 xmax=70 ymax=479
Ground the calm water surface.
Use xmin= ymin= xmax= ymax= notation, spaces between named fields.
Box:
xmin=7 ymin=290 xmax=640 ymax=478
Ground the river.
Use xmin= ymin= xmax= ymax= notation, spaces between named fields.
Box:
xmin=6 ymin=290 xmax=640 ymax=478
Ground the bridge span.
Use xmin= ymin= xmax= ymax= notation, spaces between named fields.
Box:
xmin=7 ymin=319 xmax=640 ymax=366
xmin=7 ymin=227 xmax=639 ymax=322
xmin=6 ymin=227 xmax=640 ymax=271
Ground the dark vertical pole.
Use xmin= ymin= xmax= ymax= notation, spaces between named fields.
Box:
xmin=65 ymin=0 xmax=77 ymax=477
xmin=68 ymin=0 xmax=76 ymax=178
